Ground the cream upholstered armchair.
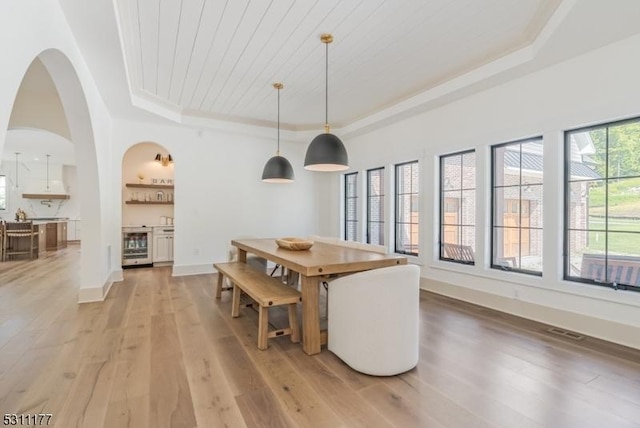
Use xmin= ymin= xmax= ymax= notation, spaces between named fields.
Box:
xmin=327 ymin=264 xmax=420 ymax=376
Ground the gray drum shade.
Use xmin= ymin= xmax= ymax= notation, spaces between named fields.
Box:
xmin=304 ymin=133 xmax=349 ymax=171
xmin=262 ymin=82 xmax=294 ymax=183
xmin=304 ymin=33 xmax=349 ymax=172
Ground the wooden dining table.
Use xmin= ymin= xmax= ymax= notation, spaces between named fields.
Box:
xmin=231 ymin=238 xmax=408 ymax=355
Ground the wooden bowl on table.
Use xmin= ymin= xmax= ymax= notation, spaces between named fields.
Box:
xmin=275 ymin=237 xmax=314 ymax=251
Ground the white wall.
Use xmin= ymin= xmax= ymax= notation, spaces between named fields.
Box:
xmin=335 ymin=34 xmax=640 ymax=349
xmin=112 ymin=119 xmax=319 ymax=276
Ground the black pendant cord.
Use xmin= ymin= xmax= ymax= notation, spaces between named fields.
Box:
xmin=277 ymin=87 xmax=280 ymax=154
xmin=46 ymin=155 xmax=50 ymax=190
xmin=325 ymin=40 xmax=329 ymax=130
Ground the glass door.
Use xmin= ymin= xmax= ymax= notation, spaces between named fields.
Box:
xmin=123 ymin=231 xmax=150 ymax=263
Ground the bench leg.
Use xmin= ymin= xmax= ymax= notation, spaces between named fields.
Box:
xmin=258 ymin=306 xmax=269 ymax=350
xmin=231 ymin=284 xmax=241 ymax=318
xmin=288 ymin=303 xmax=300 ymax=343
xmin=215 ymin=273 xmax=224 ymax=299
xmin=286 ymin=271 xmax=300 ymax=288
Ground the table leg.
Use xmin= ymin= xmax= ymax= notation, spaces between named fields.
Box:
xmin=238 ymin=248 xmax=247 ymax=263
xmin=300 ymin=275 xmax=321 ymax=355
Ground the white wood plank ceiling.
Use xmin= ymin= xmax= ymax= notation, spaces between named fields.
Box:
xmin=115 ymin=0 xmax=561 ymax=130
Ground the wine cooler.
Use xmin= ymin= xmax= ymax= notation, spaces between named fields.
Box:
xmin=122 ymin=227 xmax=153 ymax=267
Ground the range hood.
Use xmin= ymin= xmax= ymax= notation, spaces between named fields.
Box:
xmin=22 ymin=193 xmax=70 ymax=200
xmin=22 ymin=179 xmax=70 ymax=199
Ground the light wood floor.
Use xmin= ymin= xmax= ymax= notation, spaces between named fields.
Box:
xmin=1 ymin=246 xmax=640 ymax=427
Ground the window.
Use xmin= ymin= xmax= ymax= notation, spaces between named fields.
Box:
xmin=491 ymin=137 xmax=543 ymax=275
xmin=0 ymin=175 xmax=6 ymax=210
xmin=440 ymin=150 xmax=475 ymax=264
xmin=344 ymin=172 xmax=358 ymax=241
xmin=367 ymin=167 xmax=384 ymax=245
xmin=395 ymin=161 xmax=419 ymax=255
xmin=565 ymin=117 xmax=640 ymax=292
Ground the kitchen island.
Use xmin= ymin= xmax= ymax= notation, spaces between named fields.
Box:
xmin=0 ymin=218 xmax=66 ymax=260
xmin=30 ymin=218 xmax=68 ymax=251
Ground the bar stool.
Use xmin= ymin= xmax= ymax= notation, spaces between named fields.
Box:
xmin=3 ymin=221 xmax=38 ymax=261
xmin=0 ymin=222 xmax=4 ymax=261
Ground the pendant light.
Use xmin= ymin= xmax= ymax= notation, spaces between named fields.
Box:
xmin=262 ymin=82 xmax=295 ymax=183
xmin=304 ymin=33 xmax=349 ymax=172
xmin=14 ymin=152 xmax=20 ymax=189
xmin=45 ymin=154 xmax=51 ymax=191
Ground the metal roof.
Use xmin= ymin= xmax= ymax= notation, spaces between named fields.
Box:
xmin=503 ymin=151 xmax=600 ymax=179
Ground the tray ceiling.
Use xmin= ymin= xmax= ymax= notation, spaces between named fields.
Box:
xmin=114 ymin=0 xmax=562 ymax=130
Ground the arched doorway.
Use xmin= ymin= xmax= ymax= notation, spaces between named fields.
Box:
xmin=2 ymin=50 xmax=103 ymax=302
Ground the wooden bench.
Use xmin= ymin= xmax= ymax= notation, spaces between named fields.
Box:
xmin=442 ymin=243 xmax=517 ymax=268
xmin=214 ymin=261 xmax=301 ymax=350
xmin=442 ymin=243 xmax=475 ymax=263
xmin=581 ymin=253 xmax=640 ymax=287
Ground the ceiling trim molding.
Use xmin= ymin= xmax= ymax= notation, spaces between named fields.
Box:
xmin=114 ymin=0 xmax=587 ymax=142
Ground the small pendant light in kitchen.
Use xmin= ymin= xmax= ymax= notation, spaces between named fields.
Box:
xmin=45 ymin=154 xmax=51 ymax=191
xmin=261 ymin=82 xmax=295 ymax=183
xmin=304 ymin=33 xmax=348 ymax=172
xmin=14 ymin=152 xmax=20 ymax=189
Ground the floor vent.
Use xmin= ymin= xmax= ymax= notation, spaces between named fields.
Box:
xmin=547 ymin=327 xmax=585 ymax=341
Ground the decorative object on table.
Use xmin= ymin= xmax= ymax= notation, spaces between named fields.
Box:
xmin=304 ymin=33 xmax=349 ymax=172
xmin=262 ymin=82 xmax=295 ymax=183
xmin=154 ymin=153 xmax=173 ymax=166
xmin=275 ymin=237 xmax=314 ymax=251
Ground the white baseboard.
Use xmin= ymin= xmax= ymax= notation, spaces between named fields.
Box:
xmin=172 ymin=263 xmax=215 ymax=277
xmin=422 ymin=278 xmax=640 ymax=351
xmin=77 ymin=269 xmax=123 ymax=303
xmin=111 ymin=269 xmax=124 ymax=283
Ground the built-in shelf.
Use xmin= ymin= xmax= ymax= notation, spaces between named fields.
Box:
xmin=125 ymin=183 xmax=174 ymax=189
xmin=125 ymin=201 xmax=174 ymax=205
xmin=22 ymin=193 xmax=70 ymax=199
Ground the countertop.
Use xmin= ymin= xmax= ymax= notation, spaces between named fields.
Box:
xmin=1 ymin=218 xmax=69 ymax=225
xmin=124 ymin=224 xmax=174 ymax=228
xmin=30 ymin=218 xmax=69 ymax=225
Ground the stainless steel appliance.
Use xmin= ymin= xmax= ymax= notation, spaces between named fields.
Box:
xmin=122 ymin=226 xmax=153 ymax=267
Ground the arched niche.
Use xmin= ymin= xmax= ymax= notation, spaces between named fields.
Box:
xmin=122 ymin=142 xmax=175 ymax=227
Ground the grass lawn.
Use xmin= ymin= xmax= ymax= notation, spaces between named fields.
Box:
xmin=586 ymin=217 xmax=640 ymax=254
xmin=588 ymin=176 xmax=640 ymax=216
xmin=582 ymin=176 xmax=640 ymax=254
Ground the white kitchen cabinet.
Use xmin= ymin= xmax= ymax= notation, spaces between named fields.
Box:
xmin=75 ymin=220 xmax=82 ymax=241
xmin=67 ymin=220 xmax=82 ymax=242
xmin=67 ymin=221 xmax=75 ymax=241
xmin=153 ymin=226 xmax=174 ymax=263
